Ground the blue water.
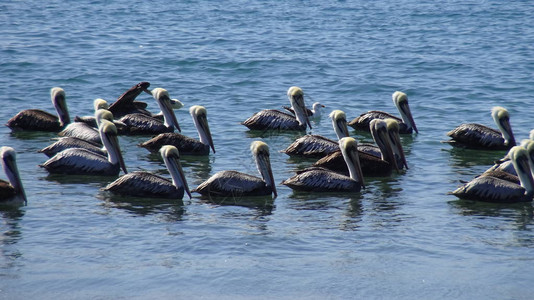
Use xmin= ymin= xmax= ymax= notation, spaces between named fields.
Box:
xmin=1 ymin=0 xmax=534 ymax=298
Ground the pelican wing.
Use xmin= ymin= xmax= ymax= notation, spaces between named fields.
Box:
xmin=446 ymin=123 xmax=506 ymax=149
xmin=0 ymin=179 xmax=16 ymax=200
xmin=108 ymin=82 xmax=151 ymax=118
xmin=313 ymin=150 xmax=392 ymax=177
xmin=6 ymin=109 xmax=61 ymax=131
xmin=451 ymin=176 xmax=529 ymax=203
xmin=139 ymin=133 xmax=209 ymax=155
xmin=242 ymin=109 xmax=303 ymax=130
xmin=282 ymin=168 xmax=361 ymax=192
xmin=41 ymin=148 xmax=118 ymax=175
xmin=58 ymin=123 xmax=101 ymax=145
xmin=39 ymin=137 xmax=106 ymax=158
xmin=348 ymin=111 xmax=401 ymax=131
xmin=103 ymin=171 xmax=180 ymax=198
xmin=120 ymin=113 xmax=171 ymax=135
xmin=282 ymin=135 xmax=338 ymax=158
xmin=193 ymin=170 xmax=270 ymax=197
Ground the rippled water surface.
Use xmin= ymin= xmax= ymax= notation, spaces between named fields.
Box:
xmin=1 ymin=1 xmax=534 ymax=299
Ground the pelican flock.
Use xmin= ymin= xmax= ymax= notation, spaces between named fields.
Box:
xmin=3 ymin=83 xmax=534 ymax=206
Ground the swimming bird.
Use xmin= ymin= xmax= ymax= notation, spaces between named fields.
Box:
xmin=312 ymin=119 xmax=405 ymax=177
xmin=57 ymin=108 xmax=117 ymax=145
xmin=282 ymin=137 xmax=365 ymax=192
xmin=139 ymin=105 xmax=215 ymax=155
xmin=450 ymin=146 xmax=534 ymax=203
xmin=0 ymin=147 xmax=26 ymax=204
xmin=102 ymin=145 xmax=191 ymax=199
xmin=119 ymin=87 xmax=181 ymax=135
xmin=73 ymin=98 xmax=110 ymax=127
xmin=445 ymin=106 xmax=516 ymax=150
xmin=40 ymin=120 xmax=127 ymax=176
xmin=348 ymin=91 xmax=418 ymax=134
xmin=192 ymin=141 xmax=276 ymax=198
xmin=241 ymin=86 xmax=312 ymax=131
xmin=483 ymin=139 xmax=534 ymax=178
xmin=108 ymin=82 xmax=152 ymax=119
xmin=281 ymin=109 xmax=349 ymax=158
xmin=283 ymin=102 xmax=326 ymax=119
xmin=6 ymin=87 xmax=70 ymax=132
xmin=39 ymin=137 xmax=106 ymax=158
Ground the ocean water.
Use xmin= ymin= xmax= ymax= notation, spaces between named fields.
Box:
xmin=1 ymin=0 xmax=534 ymax=299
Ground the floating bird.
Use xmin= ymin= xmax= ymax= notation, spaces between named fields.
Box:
xmin=284 ymin=102 xmax=325 ymax=119
xmin=445 ymin=106 xmax=516 ymax=150
xmin=57 ymin=108 xmax=118 ymax=145
xmin=282 ymin=137 xmax=365 ymax=192
xmin=483 ymin=139 xmax=534 ymax=178
xmin=281 ymin=109 xmax=349 ymax=158
xmin=39 ymin=137 xmax=106 ymax=158
xmin=6 ymin=87 xmax=70 ymax=132
xmin=108 ymin=82 xmax=152 ymax=119
xmin=241 ymin=86 xmax=312 ymax=131
xmin=192 ymin=141 xmax=276 ymax=198
xmin=313 ymin=119 xmax=405 ymax=177
xmin=119 ymin=88 xmax=181 ymax=135
xmin=139 ymin=105 xmax=215 ymax=155
xmin=348 ymin=91 xmax=418 ymax=134
xmin=450 ymin=146 xmax=534 ymax=203
xmin=102 ymin=145 xmax=191 ymax=199
xmin=0 ymin=147 xmax=26 ymax=204
xmin=73 ymin=98 xmax=110 ymax=127
xmin=40 ymin=120 xmax=127 ymax=176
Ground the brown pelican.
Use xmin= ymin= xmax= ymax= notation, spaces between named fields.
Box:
xmin=39 ymin=137 xmax=106 ymax=158
xmin=484 ymin=139 xmax=534 ymax=177
xmin=283 ymin=102 xmax=326 ymax=119
xmin=102 ymin=145 xmax=191 ymax=199
xmin=1 ymin=147 xmax=26 ymax=204
xmin=192 ymin=141 xmax=276 ymax=198
xmin=445 ymin=106 xmax=515 ymax=150
xmin=281 ymin=109 xmax=349 ymax=158
xmin=119 ymin=88 xmax=181 ymax=135
xmin=241 ymin=86 xmax=312 ymax=131
xmin=312 ymin=119 xmax=405 ymax=177
xmin=73 ymin=98 xmax=110 ymax=127
xmin=282 ymin=137 xmax=365 ymax=192
xmin=6 ymin=87 xmax=70 ymax=132
xmin=348 ymin=91 xmax=418 ymax=134
xmin=40 ymin=120 xmax=127 ymax=176
xmin=450 ymin=146 xmax=534 ymax=203
xmin=57 ymin=108 xmax=118 ymax=145
xmin=139 ymin=105 xmax=215 ymax=155
xmin=108 ymin=82 xmax=152 ymax=119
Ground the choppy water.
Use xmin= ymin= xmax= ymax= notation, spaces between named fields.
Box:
xmin=1 ymin=0 xmax=534 ymax=299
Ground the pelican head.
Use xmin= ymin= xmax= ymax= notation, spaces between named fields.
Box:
xmin=51 ymin=87 xmax=70 ymax=127
xmin=170 ymin=99 xmax=184 ymax=109
xmin=287 ymin=86 xmax=312 ymax=130
xmin=529 ymin=129 xmax=534 ymax=141
xmin=99 ymin=120 xmax=128 ymax=174
xmin=160 ymin=145 xmax=191 ymax=199
xmin=151 ymin=88 xmax=181 ymax=132
xmin=311 ymin=102 xmax=325 ymax=117
xmin=370 ymin=119 xmax=398 ymax=172
xmin=94 ymin=109 xmax=115 ymax=128
xmin=384 ymin=118 xmax=409 ymax=170
xmin=251 ymin=141 xmax=277 ymax=198
xmin=520 ymin=140 xmax=534 ymax=179
xmin=1 ymin=147 xmax=26 ymax=203
xmin=509 ymin=146 xmax=534 ymax=197
xmin=392 ymin=91 xmax=418 ymax=134
xmin=491 ymin=106 xmax=515 ymax=147
xmin=93 ymin=98 xmax=109 ymax=111
xmin=190 ymin=105 xmax=216 ymax=153
xmin=339 ymin=137 xmax=365 ymax=188
xmin=329 ymin=110 xmax=349 ymax=140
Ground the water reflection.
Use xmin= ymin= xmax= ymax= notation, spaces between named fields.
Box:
xmin=444 ymin=146 xmax=506 ymax=169
xmin=144 ymin=152 xmax=213 ymax=185
xmin=0 ymin=205 xmax=24 ymax=274
xmin=97 ymin=193 xmax=186 ymax=221
xmin=196 ymin=195 xmax=275 ymax=216
xmin=42 ymin=173 xmax=115 ymax=186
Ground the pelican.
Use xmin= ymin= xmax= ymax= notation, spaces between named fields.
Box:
xmin=6 ymin=87 xmax=70 ymax=132
xmin=281 ymin=109 xmax=349 ymax=158
xmin=312 ymin=119 xmax=405 ymax=177
xmin=108 ymin=81 xmax=152 ymax=118
xmin=241 ymin=86 xmax=312 ymax=131
xmin=0 ymin=147 xmax=26 ymax=204
xmin=450 ymin=146 xmax=534 ymax=203
xmin=57 ymin=108 xmax=117 ymax=145
xmin=282 ymin=137 xmax=365 ymax=192
xmin=284 ymin=102 xmax=326 ymax=119
xmin=73 ymin=98 xmax=110 ymax=127
xmin=192 ymin=141 xmax=276 ymax=198
xmin=39 ymin=137 xmax=106 ymax=158
xmin=102 ymin=145 xmax=191 ymax=199
xmin=40 ymin=120 xmax=127 ymax=176
xmin=348 ymin=91 xmax=418 ymax=134
xmin=139 ymin=105 xmax=215 ymax=155
xmin=445 ymin=106 xmax=515 ymax=150
xmin=119 ymin=88 xmax=181 ymax=135
xmin=483 ymin=139 xmax=534 ymax=177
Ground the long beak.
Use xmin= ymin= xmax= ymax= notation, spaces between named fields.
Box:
xmin=197 ymin=114 xmax=216 ymax=153
xmin=388 ymin=129 xmax=408 ymax=170
xmin=377 ymin=128 xmax=399 ymax=173
xmin=349 ymin=148 xmax=365 ymax=189
xmin=5 ymin=155 xmax=26 ymax=204
xmin=499 ymin=117 xmax=515 ymax=146
xmin=168 ymin=155 xmax=191 ymax=199
xmin=258 ymin=152 xmax=277 ymax=198
xmin=335 ymin=117 xmax=350 ymax=139
xmin=55 ymin=94 xmax=70 ymax=127
xmin=399 ymin=101 xmax=418 ymax=134
xmin=108 ymin=133 xmax=128 ymax=174
xmin=161 ymin=96 xmax=181 ymax=132
xmin=514 ymin=152 xmax=534 ymax=192
xmin=293 ymin=95 xmax=312 ymax=130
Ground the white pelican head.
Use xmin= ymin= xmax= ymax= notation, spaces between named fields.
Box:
xmin=329 ymin=110 xmax=349 ymax=140
xmin=287 ymin=86 xmax=312 ymax=130
xmin=189 ymin=105 xmax=215 ymax=153
xmin=491 ymin=106 xmax=515 ymax=147
xmin=160 ymin=145 xmax=191 ymax=199
xmin=392 ymin=91 xmax=418 ymax=133
xmin=251 ymin=141 xmax=277 ymax=198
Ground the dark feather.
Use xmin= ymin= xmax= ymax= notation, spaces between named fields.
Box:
xmin=6 ymin=109 xmax=62 ymax=132
xmin=103 ymin=171 xmax=182 ymax=199
xmin=192 ymin=170 xmax=271 ymax=197
xmin=446 ymin=123 xmax=510 ymax=150
xmin=241 ymin=109 xmax=305 ymax=131
xmin=139 ymin=133 xmax=209 ymax=155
